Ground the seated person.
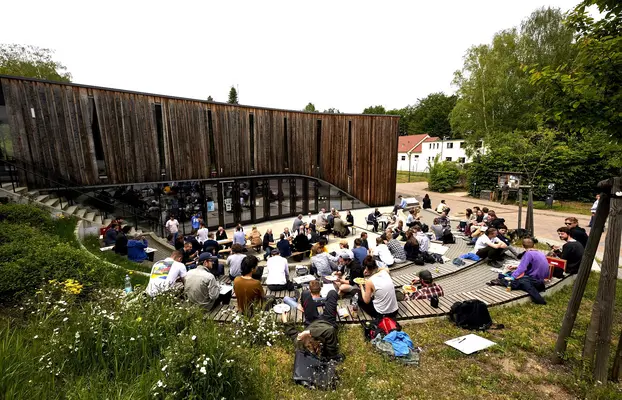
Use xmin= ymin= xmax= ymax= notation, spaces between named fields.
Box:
xmin=409 ymin=269 xmax=444 ymax=300
xmin=386 ymin=216 xmax=399 ymax=232
xmin=431 ymin=218 xmax=445 ymax=241
xmin=104 ymin=223 xmax=119 ymax=246
xmin=414 ymin=225 xmax=430 ymax=254
xmin=332 ymin=252 xmax=365 ymax=296
xmin=182 ymin=242 xmax=199 ymax=270
xmin=114 ymin=225 xmax=131 ymax=256
xmin=201 ymin=232 xmax=220 ymax=255
xmin=391 ymin=221 xmax=406 ymax=241
xmin=311 ymin=247 xmax=340 ymax=277
xmin=216 ymin=226 xmax=228 ymax=241
xmin=233 ymin=255 xmax=274 ymax=315
xmin=392 ymin=195 xmax=407 ymax=214
xmin=374 ymin=236 xmax=395 ymax=268
xmin=352 ymin=238 xmax=369 ymax=265
xmin=403 ymin=231 xmax=420 ymax=261
xmin=357 ymin=256 xmax=399 ymax=318
xmin=565 ymin=217 xmax=588 ymax=249
xmin=282 ymin=227 xmax=293 ymax=239
xmin=173 ymin=234 xmax=185 ymax=251
xmin=346 ymin=210 xmax=354 ymax=226
xmin=184 ymin=235 xmax=202 ymax=254
xmin=438 ymin=211 xmax=451 ymax=229
xmin=196 ymin=222 xmax=209 ymax=244
xmin=486 ymin=210 xmax=506 ymax=230
xmin=337 ymin=239 xmax=354 ymax=262
xmin=249 ymin=226 xmax=263 ymax=252
xmin=293 ymin=226 xmax=311 ymax=253
xmin=473 ymin=228 xmax=507 ymax=265
xmin=227 ymin=244 xmax=247 ymax=281
xmin=145 ymin=251 xmax=187 ymax=296
xmin=436 ymin=199 xmax=449 ymax=214
xmin=265 ymin=249 xmax=295 ymax=291
xmin=184 ymin=253 xmax=232 ymax=310
xmin=367 ymin=209 xmax=380 ymax=233
xmin=127 ymin=234 xmax=150 ymax=263
xmin=332 ymin=215 xmax=350 ymax=238
xmin=283 ymin=280 xmax=326 ymax=327
xmin=233 ymin=226 xmax=247 ymax=250
xmin=277 ymin=234 xmax=292 ymax=258
xmin=496 ymin=225 xmax=521 ymax=258
xmin=551 ymin=226 xmax=585 ymax=275
xmin=360 ymin=232 xmax=369 ymax=250
xmin=406 ymin=208 xmax=420 ymax=228
xmin=386 ymin=234 xmax=407 ymax=264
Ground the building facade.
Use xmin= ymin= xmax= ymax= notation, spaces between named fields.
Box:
xmin=397 ymin=135 xmax=478 ymax=172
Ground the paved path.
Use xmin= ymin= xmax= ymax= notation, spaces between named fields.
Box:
xmin=396 ymin=182 xmax=621 ymax=267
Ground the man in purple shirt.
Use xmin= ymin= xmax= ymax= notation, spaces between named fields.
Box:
xmin=510 ymin=238 xmax=550 ymax=281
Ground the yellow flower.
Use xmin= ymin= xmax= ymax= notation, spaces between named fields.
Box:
xmin=61 ymin=279 xmax=83 ymax=295
xmin=136 ymin=317 xmax=142 ymax=322
xmin=128 ymin=270 xmax=133 ymax=275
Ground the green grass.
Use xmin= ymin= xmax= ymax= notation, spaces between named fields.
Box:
xmin=82 ymin=234 xmax=153 ymax=274
xmin=397 ymin=171 xmax=429 ymax=184
xmin=515 ymin=200 xmax=593 ymax=216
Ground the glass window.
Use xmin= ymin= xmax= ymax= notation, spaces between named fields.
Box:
xmin=446 ymin=157 xmax=452 ymax=162
xmin=204 ymin=183 xmax=219 ymax=230
xmin=329 ymin=186 xmax=341 ymax=212
xmin=267 ymin=179 xmax=279 ymax=217
xmin=280 ymin=178 xmax=290 ymax=216
xmin=254 ymin=179 xmax=266 ymax=221
xmin=401 ymin=155 xmax=406 ymax=161
xmin=317 ymin=181 xmax=329 ymax=212
xmin=295 ymin=178 xmax=303 ymax=213
xmin=460 ymin=141 xmax=466 ymax=148
xmin=239 ymin=180 xmax=251 ymax=223
xmin=458 ymin=157 xmax=466 ymax=163
xmin=342 ymin=195 xmax=353 ymax=211
xmin=221 ymin=181 xmax=236 ymax=227
xmin=308 ymin=179 xmax=317 ymax=214
xmin=447 ymin=142 xmax=453 ymax=149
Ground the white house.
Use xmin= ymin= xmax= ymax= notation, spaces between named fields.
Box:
xmin=397 ymin=135 xmax=480 ymax=172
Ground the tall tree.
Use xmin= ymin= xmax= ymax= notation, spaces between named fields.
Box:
xmin=362 ymin=105 xmax=386 ymax=114
xmin=303 ymin=102 xmax=317 ymax=112
xmin=386 ymin=108 xmax=413 ymax=135
xmin=227 ymin=86 xmax=238 ymax=104
xmin=0 ymin=44 xmax=71 ymax=82
xmin=322 ymin=108 xmax=340 ymax=113
xmin=409 ymin=92 xmax=457 ymax=138
xmin=207 ymin=95 xmax=213 ymax=101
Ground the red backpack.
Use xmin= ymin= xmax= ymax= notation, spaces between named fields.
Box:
xmin=363 ymin=317 xmax=401 ymax=340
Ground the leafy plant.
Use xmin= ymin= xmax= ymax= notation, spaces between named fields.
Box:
xmin=427 ymin=155 xmax=462 ymax=192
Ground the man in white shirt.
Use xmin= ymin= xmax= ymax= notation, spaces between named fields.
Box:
xmin=184 ymin=252 xmax=231 ymax=310
xmin=165 ymin=215 xmax=180 ymax=243
xmin=589 ymin=194 xmax=600 ymax=228
xmin=373 ymin=237 xmax=394 ymax=268
xmin=233 ymin=226 xmax=247 ymax=249
xmin=436 ymin=200 xmax=449 ymax=214
xmin=472 ymin=227 xmax=507 ymax=264
xmin=145 ymin=251 xmax=187 ymax=296
xmin=265 ymin=249 xmax=295 ymax=291
xmin=196 ymin=222 xmax=209 ymax=244
xmin=414 ymin=225 xmax=430 ymax=253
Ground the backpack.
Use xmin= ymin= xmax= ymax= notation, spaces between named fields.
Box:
xmin=363 ymin=316 xmax=401 ymax=341
xmin=293 ymin=350 xmax=339 ymax=390
xmin=449 ymin=300 xmax=494 ymax=331
xmin=423 ymin=252 xmax=436 ymax=264
xmin=414 ymin=255 xmax=425 ymax=266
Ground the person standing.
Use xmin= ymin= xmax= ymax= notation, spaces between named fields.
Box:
xmin=262 ymin=228 xmax=275 ymax=261
xmin=501 ymin=182 xmax=510 ymax=205
xmin=165 ymin=215 xmax=180 ymax=244
xmin=589 ymin=195 xmax=600 ymax=228
xmin=196 ymin=222 xmax=209 ymax=244
xmin=292 ymin=214 xmax=304 ymax=233
xmin=191 ymin=213 xmax=201 ymax=234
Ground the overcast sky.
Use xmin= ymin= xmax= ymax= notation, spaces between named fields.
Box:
xmin=2 ymin=0 xmax=579 ymax=113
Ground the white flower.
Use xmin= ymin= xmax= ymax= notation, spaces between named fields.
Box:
xmin=62 ymin=317 xmax=68 ymax=322
xmin=75 ymin=332 xmax=80 ymax=339
xmin=191 ymin=335 xmax=197 ymax=341
xmin=200 ymin=366 xmax=207 ymax=375
xmin=156 ymin=380 xmax=163 ymax=387
xmin=203 ymin=360 xmax=208 ymax=365
xmin=161 ymin=365 xmax=168 ymax=372
xmin=217 ymin=372 xmax=222 ymax=377
xmin=33 ymin=335 xmax=39 ymax=339
xmin=130 ymin=337 xmax=136 ymax=341
xmin=266 ymin=341 xmax=272 ymax=347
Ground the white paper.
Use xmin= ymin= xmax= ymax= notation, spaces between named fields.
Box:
xmin=219 ymin=284 xmax=233 ymax=295
xmin=445 ymin=334 xmax=495 ymax=355
xmin=320 ymin=284 xmax=334 ymax=299
xmin=428 ymin=243 xmax=449 ymax=256
xmin=294 ymin=275 xmax=316 ymax=284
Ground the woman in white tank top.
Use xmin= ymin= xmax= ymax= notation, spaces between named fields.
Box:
xmin=357 ymin=256 xmax=399 ymax=318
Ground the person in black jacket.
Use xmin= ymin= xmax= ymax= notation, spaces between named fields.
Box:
xmin=202 ymin=232 xmax=220 ymax=255
xmin=422 ymin=194 xmax=432 ymax=209
xmin=114 ymin=226 xmax=132 ymax=255
xmin=403 ymin=230 xmax=420 ymax=261
xmin=553 ymin=226 xmax=585 ymax=275
xmin=333 ymin=253 xmax=364 ymax=296
xmin=262 ymin=229 xmax=274 ymax=261
xmin=564 ymin=217 xmax=588 ymax=248
xmin=346 ymin=210 xmax=354 ymax=226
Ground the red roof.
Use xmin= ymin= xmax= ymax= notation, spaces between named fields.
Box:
xmin=424 ymin=137 xmax=439 ymax=142
xmin=397 ymin=134 xmax=429 ymax=153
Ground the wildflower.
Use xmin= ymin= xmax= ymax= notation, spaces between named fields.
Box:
xmin=130 ymin=337 xmax=136 ymax=341
xmin=200 ymin=366 xmax=207 ymax=375
xmin=156 ymin=380 xmax=163 ymax=387
xmin=203 ymin=359 xmax=208 ymax=365
xmin=266 ymin=341 xmax=272 ymax=347
xmin=75 ymin=332 xmax=80 ymax=339
xmin=62 ymin=317 xmax=68 ymax=322
xmin=33 ymin=335 xmax=39 ymax=339
xmin=136 ymin=317 xmax=142 ymax=322
xmin=192 ymin=335 xmax=197 ymax=341
xmin=162 ymin=365 xmax=168 ymax=372
xmin=217 ymin=372 xmax=222 ymax=377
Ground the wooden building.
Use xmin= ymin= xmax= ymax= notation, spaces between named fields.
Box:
xmin=0 ymin=76 xmax=399 ymax=224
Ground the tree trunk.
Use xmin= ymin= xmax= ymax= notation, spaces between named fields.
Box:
xmin=593 ymin=177 xmax=622 ymax=382
xmin=517 ymin=189 xmax=523 ymax=231
xmin=525 ymin=187 xmax=534 ymax=236
xmin=553 ymin=192 xmax=610 ymax=364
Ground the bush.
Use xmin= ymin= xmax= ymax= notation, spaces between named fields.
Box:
xmin=0 ymin=203 xmax=53 ymax=231
xmin=428 ymin=155 xmax=462 ymax=192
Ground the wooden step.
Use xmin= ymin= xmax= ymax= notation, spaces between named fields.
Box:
xmin=1 ymin=182 xmax=14 ymax=189
xmin=65 ymin=205 xmax=78 ymax=215
xmin=74 ymin=208 xmax=87 ymax=218
xmin=44 ymin=198 xmax=60 ymax=208
xmin=14 ymin=186 xmax=28 ymax=194
xmin=58 ymin=198 xmax=70 ymax=210
xmin=93 ymin=215 xmax=103 ymax=225
xmin=36 ymin=194 xmax=49 ymax=203
xmin=27 ymin=190 xmax=39 ymax=197
xmin=84 ymin=212 xmax=96 ymax=222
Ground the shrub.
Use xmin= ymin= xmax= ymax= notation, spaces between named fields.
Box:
xmin=0 ymin=203 xmax=53 ymax=231
xmin=428 ymin=155 xmax=462 ymax=192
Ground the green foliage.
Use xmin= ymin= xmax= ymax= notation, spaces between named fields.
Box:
xmin=0 ymin=203 xmax=53 ymax=231
xmin=528 ymin=1 xmax=622 ymax=142
xmin=0 ymin=44 xmax=72 ymax=82
xmin=82 ymin=234 xmax=153 ymax=274
xmin=362 ymin=105 xmax=386 ymax=114
xmin=407 ymin=92 xmax=458 ymax=138
xmin=227 ymin=86 xmax=238 ymax=104
xmin=303 ymin=102 xmax=317 ymax=112
xmin=322 ymin=107 xmax=340 ymax=113
xmin=428 ymin=155 xmax=462 ymax=192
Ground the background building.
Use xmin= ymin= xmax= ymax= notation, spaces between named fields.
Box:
xmin=397 ymin=134 xmax=479 ymax=172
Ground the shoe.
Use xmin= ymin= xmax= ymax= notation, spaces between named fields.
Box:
xmin=293 ymin=289 xmax=300 ymax=300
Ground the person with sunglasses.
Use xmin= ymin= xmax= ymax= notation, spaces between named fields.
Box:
xmin=563 ymin=217 xmax=588 ymax=248
xmin=551 ymin=226 xmax=584 ymax=275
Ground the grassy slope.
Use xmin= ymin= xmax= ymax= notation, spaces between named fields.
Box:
xmin=82 ymin=234 xmax=153 ymax=274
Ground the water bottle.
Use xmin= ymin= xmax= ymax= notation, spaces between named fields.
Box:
xmin=351 ymin=293 xmax=359 ymax=318
xmin=124 ymin=274 xmax=133 ymax=293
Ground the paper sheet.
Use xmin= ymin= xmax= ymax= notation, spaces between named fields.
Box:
xmin=219 ymin=284 xmax=233 ymax=295
xmin=428 ymin=243 xmax=449 ymax=256
xmin=294 ymin=275 xmax=316 ymax=284
xmin=445 ymin=334 xmax=496 ymax=354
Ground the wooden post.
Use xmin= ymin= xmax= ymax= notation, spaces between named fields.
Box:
xmin=553 ymin=190 xmax=611 ymax=364
xmin=517 ymin=188 xmax=523 ymax=231
xmin=526 ymin=187 xmax=534 ymax=236
xmin=612 ymin=328 xmax=622 ymax=381
xmin=592 ymin=176 xmax=622 ymax=382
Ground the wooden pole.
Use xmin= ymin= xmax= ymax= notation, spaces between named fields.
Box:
xmin=526 ymin=187 xmax=534 ymax=236
xmin=592 ymin=176 xmax=622 ymax=383
xmin=612 ymin=328 xmax=622 ymax=381
xmin=517 ymin=188 xmax=523 ymax=231
xmin=553 ymin=191 xmax=611 ymax=364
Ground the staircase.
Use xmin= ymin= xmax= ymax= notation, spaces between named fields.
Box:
xmin=1 ymin=182 xmax=112 ymax=226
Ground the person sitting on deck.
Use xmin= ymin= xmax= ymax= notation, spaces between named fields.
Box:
xmin=262 ymin=228 xmax=275 ymax=261
xmin=283 ymin=280 xmax=326 ymax=327
xmin=216 ymin=226 xmax=228 ymax=241
xmin=196 ymin=222 xmax=209 ymax=244
xmin=357 ymin=256 xmax=399 ymax=318
xmin=431 ymin=218 xmax=444 ymax=241
xmin=127 ymin=234 xmax=150 ymax=263
xmin=386 ymin=234 xmax=407 ymax=264
xmin=489 ymin=238 xmax=549 ymax=304
xmin=249 ymin=225 xmax=262 ymax=252
xmin=392 ymin=195 xmax=408 ymax=215
xmin=233 ymin=255 xmax=274 ymax=315
xmin=360 ymin=232 xmax=370 ymax=250
xmin=551 ymin=226 xmax=585 ymax=275
xmin=227 ymin=244 xmax=246 ymax=281
xmin=114 ymin=225 xmax=132 ymax=256
xmin=104 ymin=223 xmax=119 ymax=246
xmin=472 ymin=227 xmax=507 ymax=267
xmin=145 ymin=250 xmax=187 ymax=296
xmin=564 ymin=217 xmax=588 ymax=249
xmin=486 ymin=210 xmax=506 ymax=231
xmin=332 ymin=252 xmax=365 ymax=296
xmin=409 ymin=269 xmax=444 ymax=300
xmin=374 ymin=236 xmax=395 ymax=268
xmin=201 ymin=232 xmax=219 ymax=256
xmin=182 ymin=242 xmax=199 ymax=270
xmin=404 ymin=230 xmax=420 ymax=261
xmin=391 ymin=221 xmax=406 ymax=241
xmin=414 ymin=225 xmax=430 ymax=254
xmin=436 ymin=199 xmax=449 ymax=214
xmin=310 ymin=240 xmax=339 ymax=277
xmin=265 ymin=249 xmax=295 ymax=291
xmin=277 ymin=233 xmax=292 ymax=258
xmin=233 ymin=226 xmax=247 ymax=249
xmin=496 ymin=225 xmax=521 ymax=259
xmin=406 ymin=208 xmax=421 ymax=228
xmin=184 ymin=252 xmax=232 ymax=310
xmin=422 ymin=194 xmax=432 ymax=210
xmin=352 ymin=238 xmax=369 ymax=265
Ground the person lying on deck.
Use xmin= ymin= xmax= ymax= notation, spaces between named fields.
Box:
xmin=409 ymin=269 xmax=444 ymax=300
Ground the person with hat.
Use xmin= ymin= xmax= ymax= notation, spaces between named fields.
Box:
xmin=265 ymin=249 xmax=295 ymax=291
xmin=184 ymin=252 xmax=232 ymax=310
xmin=409 ymin=270 xmax=444 ymax=300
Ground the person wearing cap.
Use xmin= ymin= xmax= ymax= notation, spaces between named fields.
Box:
xmin=265 ymin=249 xmax=295 ymax=291
xmin=184 ymin=252 xmax=232 ymax=310
xmin=333 ymin=251 xmax=365 ymax=296
xmin=409 ymin=270 xmax=444 ymax=300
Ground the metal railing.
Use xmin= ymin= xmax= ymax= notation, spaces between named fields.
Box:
xmin=0 ymin=158 xmax=160 ymax=233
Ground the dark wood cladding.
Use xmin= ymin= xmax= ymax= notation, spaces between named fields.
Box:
xmin=0 ymin=76 xmax=399 ymax=206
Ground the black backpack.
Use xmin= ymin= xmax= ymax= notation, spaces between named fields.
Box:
xmin=293 ymin=350 xmax=339 ymax=390
xmin=449 ymin=300 xmax=495 ymax=331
